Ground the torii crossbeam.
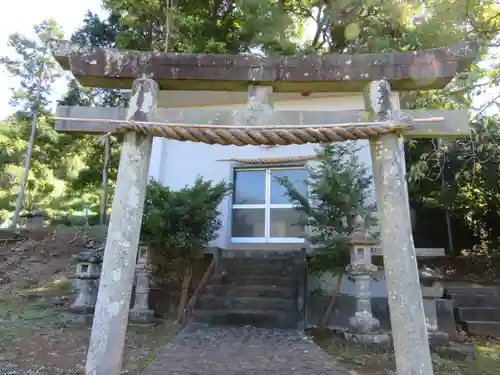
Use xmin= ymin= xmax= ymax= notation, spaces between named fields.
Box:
xmin=50 ymin=41 xmax=478 ymax=375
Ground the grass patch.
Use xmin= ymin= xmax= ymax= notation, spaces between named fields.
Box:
xmin=310 ymin=328 xmax=500 ymax=375
xmin=0 ymin=281 xmax=180 ymax=374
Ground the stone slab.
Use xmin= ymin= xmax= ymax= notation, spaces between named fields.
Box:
xmin=55 ymin=106 xmax=468 ymax=139
xmin=344 ymin=332 xmax=392 ymax=347
xmin=52 ymin=41 xmax=478 ymax=92
xmin=436 ymin=299 xmax=458 ymax=341
xmin=372 ymin=247 xmax=445 ymax=257
xmin=140 ymin=325 xmax=352 ymax=375
xmin=306 ymin=296 xmax=457 ymax=340
xmin=129 ymin=309 xmax=155 ymax=324
xmin=434 ymin=342 xmax=477 ymax=361
xmin=464 ymin=321 xmax=500 ymax=337
xmin=427 ymin=331 xmax=450 ymax=347
xmin=422 ymin=284 xmax=445 ymax=298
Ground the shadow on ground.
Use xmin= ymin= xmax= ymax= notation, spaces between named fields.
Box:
xmin=310 ymin=328 xmax=500 ymax=375
xmin=0 ymin=276 xmax=178 ymax=375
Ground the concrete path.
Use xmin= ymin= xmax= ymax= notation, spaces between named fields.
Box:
xmin=141 ymin=324 xmax=351 ymax=375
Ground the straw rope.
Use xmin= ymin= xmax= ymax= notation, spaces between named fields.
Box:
xmin=51 ymin=115 xmax=444 ymax=146
xmin=113 ymin=122 xmax=415 ymax=146
xmin=217 ymin=155 xmax=317 ymax=164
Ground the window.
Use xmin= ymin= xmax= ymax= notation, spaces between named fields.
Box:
xmin=231 ymin=166 xmax=308 ymax=243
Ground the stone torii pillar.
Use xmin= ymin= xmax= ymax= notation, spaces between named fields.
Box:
xmin=366 ymin=80 xmax=433 ymax=375
xmin=85 ymin=77 xmax=158 ymax=375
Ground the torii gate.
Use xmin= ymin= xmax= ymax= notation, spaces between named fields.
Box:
xmin=51 ymin=40 xmax=478 ymax=375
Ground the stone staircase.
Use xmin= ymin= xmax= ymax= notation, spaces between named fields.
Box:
xmin=446 ymin=284 xmax=500 ymax=337
xmin=191 ymin=250 xmax=304 ymax=329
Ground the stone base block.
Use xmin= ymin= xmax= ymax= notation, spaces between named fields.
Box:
xmin=433 ymin=342 xmax=477 ymax=360
xmin=428 ymin=330 xmax=450 ymax=347
xmin=349 ymin=311 xmax=380 ymax=334
xmin=62 ymin=313 xmax=94 ymax=326
xmin=344 ymin=332 xmax=392 ymax=347
xmin=129 ymin=309 xmax=155 ymax=325
xmin=68 ymin=305 xmax=95 ymax=315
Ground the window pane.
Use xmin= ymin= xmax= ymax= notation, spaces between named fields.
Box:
xmin=270 ymin=168 xmax=308 ymax=204
xmin=270 ymin=208 xmax=307 ymax=238
xmin=233 ymin=170 xmax=266 ymax=204
xmin=232 ymin=209 xmax=265 ymax=237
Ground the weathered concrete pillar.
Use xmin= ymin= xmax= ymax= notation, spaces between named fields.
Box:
xmin=365 ymin=80 xmax=434 ymax=375
xmin=85 ymin=77 xmax=158 ymax=375
xmin=236 ymin=85 xmax=273 ymax=126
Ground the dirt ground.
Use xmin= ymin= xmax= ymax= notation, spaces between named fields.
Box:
xmin=0 ymin=228 xmax=179 ymax=374
xmin=1 ymin=228 xmax=499 ymax=374
xmin=311 ymin=329 xmax=500 ymax=375
xmin=0 ymin=274 xmax=179 ymax=375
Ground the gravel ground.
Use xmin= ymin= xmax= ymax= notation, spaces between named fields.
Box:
xmin=142 ymin=324 xmax=351 ymax=375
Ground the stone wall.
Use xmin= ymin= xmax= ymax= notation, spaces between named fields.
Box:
xmin=306 ymin=295 xmax=456 ymax=340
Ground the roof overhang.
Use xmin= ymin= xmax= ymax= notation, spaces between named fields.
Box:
xmin=52 ymin=41 xmax=479 ymax=93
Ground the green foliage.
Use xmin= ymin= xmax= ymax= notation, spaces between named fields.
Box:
xmin=0 ymin=18 xmax=123 ymax=224
xmin=141 ymin=178 xmax=231 ymax=283
xmin=0 ymin=0 xmax=498 ymax=262
xmin=278 ymin=143 xmax=376 ymax=274
xmin=97 ymin=0 xmax=500 ymax=55
xmin=407 ymin=116 xmax=500 ymax=253
xmin=0 ymin=19 xmax=63 ymax=114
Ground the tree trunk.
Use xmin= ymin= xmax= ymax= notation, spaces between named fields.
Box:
xmin=319 ymin=273 xmax=343 ymax=328
xmin=10 ymin=106 xmax=39 ymax=228
xmin=176 ymin=264 xmax=193 ymax=323
xmin=99 ymin=136 xmax=110 ymax=225
xmin=441 ymin=167 xmax=454 ymax=254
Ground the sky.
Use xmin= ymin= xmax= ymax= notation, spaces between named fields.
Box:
xmin=0 ymin=0 xmax=107 ymax=119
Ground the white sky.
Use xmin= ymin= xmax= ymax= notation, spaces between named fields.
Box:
xmin=0 ymin=0 xmax=107 ymax=119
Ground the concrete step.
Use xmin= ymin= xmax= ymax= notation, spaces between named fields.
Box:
xmin=450 ymin=294 xmax=500 ymax=308
xmin=197 ymin=296 xmax=296 ymax=312
xmin=221 ymin=250 xmax=302 ymax=260
xmin=204 ymin=284 xmax=296 ymax=299
xmin=221 ymin=264 xmax=301 ymax=277
xmin=463 ymin=321 xmax=500 ymax=337
xmin=218 ymin=275 xmax=298 ymax=288
xmin=457 ymin=307 xmax=500 ymax=322
xmin=192 ymin=309 xmax=299 ymax=329
xmin=446 ymin=284 xmax=500 ymax=296
xmin=220 ymin=257 xmax=301 ymax=269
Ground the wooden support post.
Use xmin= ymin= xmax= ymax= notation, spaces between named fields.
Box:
xmin=99 ymin=136 xmax=110 ymax=225
xmin=365 ymin=80 xmax=433 ymax=375
xmin=84 ymin=77 xmax=158 ymax=375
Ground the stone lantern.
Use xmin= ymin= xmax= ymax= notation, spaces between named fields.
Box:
xmin=20 ymin=211 xmax=46 ymax=229
xmin=129 ymin=244 xmax=154 ymax=323
xmin=344 ymin=215 xmax=389 ymax=344
xmin=69 ymin=248 xmax=102 ymax=316
xmin=419 ymin=266 xmax=449 ymax=345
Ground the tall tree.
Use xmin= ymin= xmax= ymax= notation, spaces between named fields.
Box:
xmin=0 ymin=20 xmax=63 ymax=227
xmin=59 ymin=11 xmax=129 ymax=223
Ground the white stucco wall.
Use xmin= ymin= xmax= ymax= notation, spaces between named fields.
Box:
xmin=147 ymin=92 xmax=401 ymax=249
